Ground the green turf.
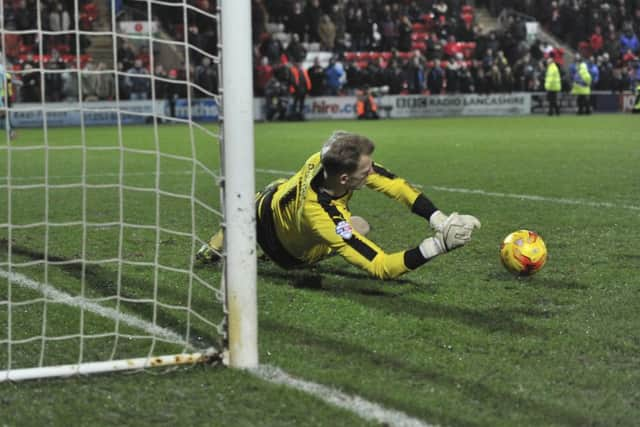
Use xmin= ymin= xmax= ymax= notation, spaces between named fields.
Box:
xmin=1 ymin=115 xmax=639 ymax=426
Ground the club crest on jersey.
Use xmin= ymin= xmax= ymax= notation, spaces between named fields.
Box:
xmin=335 ymin=220 xmax=353 ymax=239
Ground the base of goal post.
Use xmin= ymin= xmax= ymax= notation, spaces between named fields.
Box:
xmin=0 ymin=348 xmax=221 ymax=382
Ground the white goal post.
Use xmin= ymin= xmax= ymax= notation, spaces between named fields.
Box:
xmin=0 ymin=0 xmax=257 ymax=381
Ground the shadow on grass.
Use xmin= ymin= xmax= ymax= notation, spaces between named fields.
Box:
xmin=259 ymin=262 xmax=546 ymax=337
xmin=1 ymin=239 xmax=221 ymax=349
xmin=262 ymin=318 xmax=594 ymax=427
xmin=486 ymin=271 xmax=589 ymax=290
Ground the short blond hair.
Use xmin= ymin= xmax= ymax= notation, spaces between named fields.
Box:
xmin=320 ymin=131 xmax=375 ymax=175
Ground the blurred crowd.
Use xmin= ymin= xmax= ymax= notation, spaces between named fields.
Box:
xmin=253 ymin=0 xmax=640 ymax=99
xmin=1 ymin=0 xmax=639 ymax=105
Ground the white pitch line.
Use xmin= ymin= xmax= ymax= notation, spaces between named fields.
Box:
xmin=0 ymin=268 xmax=433 ymax=426
xmin=252 ymin=365 xmax=435 ymax=427
xmin=254 ymin=168 xmax=640 ymax=212
xmin=0 ymin=268 xmax=189 ymax=347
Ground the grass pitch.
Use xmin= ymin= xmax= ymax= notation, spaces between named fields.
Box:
xmin=1 ymin=115 xmax=639 ymax=426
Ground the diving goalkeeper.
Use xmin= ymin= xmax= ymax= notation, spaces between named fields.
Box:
xmin=197 ymin=131 xmax=481 ymax=280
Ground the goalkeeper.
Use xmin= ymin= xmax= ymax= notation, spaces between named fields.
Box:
xmin=198 ymin=131 xmax=481 ymax=280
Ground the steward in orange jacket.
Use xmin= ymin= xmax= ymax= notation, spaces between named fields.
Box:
xmin=289 ymin=63 xmax=311 ymax=120
xmin=356 ymin=88 xmax=379 ymax=120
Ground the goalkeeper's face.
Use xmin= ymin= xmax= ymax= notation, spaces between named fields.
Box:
xmin=346 ymin=155 xmax=373 ymax=190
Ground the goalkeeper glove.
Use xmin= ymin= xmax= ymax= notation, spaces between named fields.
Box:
xmin=419 ymin=212 xmax=481 ymax=259
xmin=430 ymin=210 xmax=482 ymax=233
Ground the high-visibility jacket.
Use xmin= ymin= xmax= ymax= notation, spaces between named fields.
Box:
xmin=356 ymin=95 xmax=377 ymax=116
xmin=289 ymin=66 xmax=311 ymax=94
xmin=571 ymin=62 xmax=592 ymax=95
xmin=544 ymin=62 xmax=561 ymax=92
xmin=633 ymin=84 xmax=640 ymax=111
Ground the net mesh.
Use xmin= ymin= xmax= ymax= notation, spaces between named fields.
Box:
xmin=0 ymin=0 xmax=225 ymax=374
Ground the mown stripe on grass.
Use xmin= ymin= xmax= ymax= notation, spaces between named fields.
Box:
xmin=252 ymin=365 xmax=435 ymax=427
xmin=254 ymin=168 xmax=640 ymax=212
xmin=0 ymin=268 xmax=434 ymax=427
xmin=0 ymin=268 xmax=189 ymax=347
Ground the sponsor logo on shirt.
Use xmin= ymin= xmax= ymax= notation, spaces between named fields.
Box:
xmin=335 ymin=220 xmax=353 ymax=240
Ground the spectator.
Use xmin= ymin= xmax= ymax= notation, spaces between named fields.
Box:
xmin=288 ymin=62 xmax=311 ymax=120
xmin=487 ymin=65 xmax=503 ymax=94
xmin=593 ymin=54 xmax=610 ymax=91
xmin=307 ymin=57 xmax=326 ymax=96
xmin=380 ymin=6 xmax=397 ymax=52
xmin=82 ymin=60 xmax=99 ymax=101
xmin=48 ymin=2 xmax=70 ymax=33
xmin=406 ymin=55 xmax=426 ymax=94
xmin=500 ymin=66 xmax=515 ymax=92
xmin=344 ymin=60 xmax=363 ymax=93
xmin=356 ymin=87 xmax=379 ymax=120
xmin=255 ymin=56 xmax=274 ymax=97
xmin=286 ymin=1 xmax=307 ymax=42
xmin=332 ymin=3 xmax=347 ymax=50
xmin=21 ymin=64 xmax=40 ymax=102
xmin=590 ymin=25 xmax=604 ymax=55
xmin=386 ymin=60 xmax=406 ymax=94
xmin=259 ymin=33 xmax=284 ymax=65
xmin=61 ymin=69 xmax=78 ymax=102
xmin=95 ymin=62 xmax=114 ymax=100
xmin=571 ymin=55 xmax=592 ymax=115
xmin=458 ymin=63 xmax=475 ymax=93
xmin=427 ymin=59 xmax=445 ymax=94
xmin=620 ymin=26 xmax=639 ymax=56
xmin=286 ymin=33 xmax=307 ymax=63
xmin=544 ymin=56 xmax=562 ymax=116
xmin=126 ymin=59 xmax=151 ymax=100
xmin=252 ymin=0 xmax=268 ymax=44
xmin=118 ymin=41 xmax=137 ymax=72
xmin=264 ymin=68 xmax=289 ymax=121
xmin=587 ymin=56 xmax=600 ymax=90
xmin=306 ymin=0 xmax=322 ymax=43
xmin=194 ymin=57 xmax=218 ymax=96
xmin=325 ymin=57 xmax=344 ymax=95
xmin=398 ymin=16 xmax=412 ymax=52
xmin=154 ymin=64 xmax=169 ymax=105
xmin=45 ymin=50 xmax=66 ymax=102
xmin=348 ymin=8 xmax=369 ymax=51
xmin=318 ymin=14 xmax=336 ymax=51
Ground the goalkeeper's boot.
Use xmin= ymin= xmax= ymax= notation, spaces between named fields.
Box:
xmin=196 ymin=230 xmax=223 ymax=263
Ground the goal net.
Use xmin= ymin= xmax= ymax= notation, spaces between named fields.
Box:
xmin=0 ymin=0 xmax=257 ymax=381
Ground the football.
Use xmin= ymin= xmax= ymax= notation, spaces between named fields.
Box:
xmin=500 ymin=230 xmax=547 ymax=276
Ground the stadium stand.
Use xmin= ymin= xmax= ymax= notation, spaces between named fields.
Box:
xmin=2 ymin=0 xmax=639 ymax=102
xmin=254 ymin=0 xmax=640 ymax=98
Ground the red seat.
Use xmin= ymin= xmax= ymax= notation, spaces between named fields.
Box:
xmin=344 ymin=52 xmax=357 ymax=61
xmin=411 ymin=23 xmax=426 ymax=32
xmin=411 ymin=31 xmax=428 ymax=41
xmin=411 ymin=41 xmax=426 ymax=51
xmin=462 ymin=5 xmax=473 ymax=14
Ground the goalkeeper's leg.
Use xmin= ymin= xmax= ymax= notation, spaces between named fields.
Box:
xmin=196 ymin=229 xmax=224 ymax=263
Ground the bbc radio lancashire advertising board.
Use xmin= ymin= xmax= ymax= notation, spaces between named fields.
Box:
xmin=387 ymin=93 xmax=531 ymax=118
xmin=252 ymin=93 xmax=531 ymax=120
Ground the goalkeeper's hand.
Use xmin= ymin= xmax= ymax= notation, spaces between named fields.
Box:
xmin=419 ymin=212 xmax=481 ymax=259
xmin=430 ymin=210 xmax=481 ymax=233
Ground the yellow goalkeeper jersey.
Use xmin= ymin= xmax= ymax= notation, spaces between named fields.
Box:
xmin=257 ymin=152 xmax=438 ymax=279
